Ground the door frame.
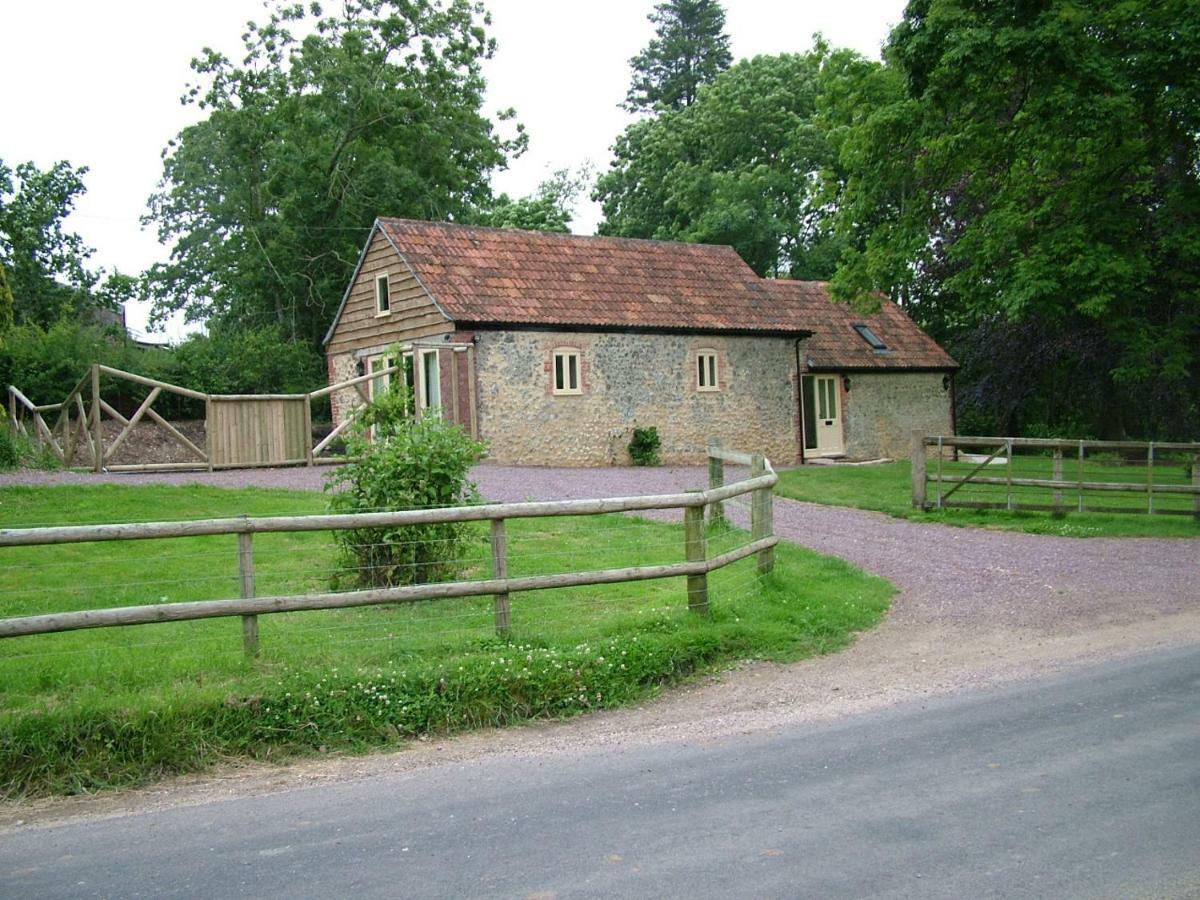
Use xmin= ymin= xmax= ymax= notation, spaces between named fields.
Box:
xmin=800 ymin=373 xmax=845 ymax=458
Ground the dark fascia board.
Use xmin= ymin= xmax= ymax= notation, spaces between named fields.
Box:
xmin=459 ymin=320 xmax=814 ymax=339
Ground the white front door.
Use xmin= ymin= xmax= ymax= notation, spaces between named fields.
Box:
xmin=802 ymin=375 xmax=843 ymax=456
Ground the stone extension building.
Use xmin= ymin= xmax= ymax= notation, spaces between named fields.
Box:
xmin=323 ymin=218 xmax=957 ymax=466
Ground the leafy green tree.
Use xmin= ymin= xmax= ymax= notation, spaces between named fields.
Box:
xmin=625 ymin=0 xmax=732 ymax=112
xmin=598 ymin=48 xmax=852 ymax=278
xmin=144 ymin=0 xmax=525 ymax=351
xmin=470 ymin=166 xmax=592 ymax=233
xmin=0 ymin=159 xmax=98 ymax=328
xmin=0 ymin=261 xmax=14 ymax=340
xmin=828 ymin=0 xmax=1200 ymax=438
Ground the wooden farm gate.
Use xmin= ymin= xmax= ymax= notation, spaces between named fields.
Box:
xmin=6 ymin=363 xmax=409 ymax=472
xmin=912 ymin=433 xmax=1200 ymax=518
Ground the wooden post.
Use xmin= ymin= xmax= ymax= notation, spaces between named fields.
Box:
xmin=1147 ymin=442 xmax=1155 ymax=514
xmin=7 ymin=388 xmax=16 ymax=433
xmin=238 ymin=531 xmax=259 ymax=659
xmin=490 ymin=518 xmax=510 ymax=636
xmin=90 ymin=364 xmax=102 ymax=472
xmin=911 ymin=431 xmax=927 ymax=509
xmin=303 ymin=396 xmax=315 ymax=467
xmin=1005 ymin=439 xmax=1014 ymax=510
xmin=205 ymin=397 xmax=215 ymax=472
xmin=935 ymin=436 xmax=944 ymax=508
xmin=684 ymin=504 xmax=708 ymax=614
xmin=750 ymin=454 xmax=774 ymax=575
xmin=1078 ymin=441 xmax=1086 ymax=513
xmin=1052 ymin=449 xmax=1064 ymax=515
xmin=707 ymin=440 xmax=725 ymax=524
xmin=1193 ymin=453 xmax=1199 ymax=521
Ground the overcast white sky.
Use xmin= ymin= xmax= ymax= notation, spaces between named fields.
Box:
xmin=1 ymin=0 xmax=905 ymax=338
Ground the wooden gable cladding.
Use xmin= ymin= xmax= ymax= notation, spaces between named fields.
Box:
xmin=325 ymin=228 xmax=452 ymax=355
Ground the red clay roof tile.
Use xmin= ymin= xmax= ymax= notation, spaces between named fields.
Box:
xmin=376 ymin=218 xmax=956 ymax=370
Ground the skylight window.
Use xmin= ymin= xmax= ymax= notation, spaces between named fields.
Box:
xmin=853 ymin=323 xmax=888 ymax=351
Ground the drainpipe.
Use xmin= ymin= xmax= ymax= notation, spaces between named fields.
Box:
xmin=795 ymin=339 xmax=807 ymax=465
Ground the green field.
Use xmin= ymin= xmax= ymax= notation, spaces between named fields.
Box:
xmin=0 ymin=484 xmax=892 ymax=797
xmin=776 ymin=456 xmax=1200 ymax=538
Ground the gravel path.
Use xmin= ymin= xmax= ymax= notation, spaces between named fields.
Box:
xmin=3 ymin=462 xmax=1198 ymax=826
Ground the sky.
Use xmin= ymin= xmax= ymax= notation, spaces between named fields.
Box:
xmin=1 ymin=0 xmax=905 ymax=340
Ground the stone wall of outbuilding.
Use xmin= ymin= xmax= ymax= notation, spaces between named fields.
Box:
xmin=473 ymin=330 xmax=801 ymax=466
xmin=839 ymin=370 xmax=954 ymax=460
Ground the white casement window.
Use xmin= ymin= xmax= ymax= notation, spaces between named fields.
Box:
xmin=368 ymin=354 xmax=394 ymax=401
xmin=696 ymin=349 xmax=719 ymax=391
xmin=375 ymin=273 xmax=391 ymax=315
xmin=367 ymin=352 xmax=415 ymax=416
xmin=420 ymin=348 xmax=441 ymax=412
xmin=553 ymin=349 xmax=581 ymax=395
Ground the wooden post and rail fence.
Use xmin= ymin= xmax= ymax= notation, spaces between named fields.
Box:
xmin=912 ymin=432 xmax=1200 ymax=519
xmin=0 ymin=447 xmax=778 ymax=658
xmin=5 ymin=360 xmax=451 ymax=473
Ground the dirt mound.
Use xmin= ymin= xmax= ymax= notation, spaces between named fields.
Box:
xmin=100 ymin=420 xmax=208 ymax=468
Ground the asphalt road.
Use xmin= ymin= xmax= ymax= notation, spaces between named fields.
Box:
xmin=3 ymin=645 xmax=1198 ymax=899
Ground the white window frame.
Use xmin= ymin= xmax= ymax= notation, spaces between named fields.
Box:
xmin=367 ymin=353 xmax=394 ymax=401
xmin=696 ymin=349 xmax=719 ymax=392
xmin=375 ymin=273 xmax=391 ymax=316
xmin=552 ymin=348 xmax=582 ymax=395
xmin=420 ymin=348 xmax=441 ymax=413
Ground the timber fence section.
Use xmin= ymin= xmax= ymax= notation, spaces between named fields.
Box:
xmin=6 ymin=363 xmax=402 ymax=472
xmin=0 ymin=448 xmax=778 ymax=657
xmin=912 ymin=433 xmax=1200 ymax=518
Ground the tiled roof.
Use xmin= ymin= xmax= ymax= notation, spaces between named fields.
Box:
xmin=379 ymin=218 xmax=799 ymax=333
xmin=375 ymin=218 xmax=956 ymax=369
xmin=762 ymin=281 xmax=959 ymax=370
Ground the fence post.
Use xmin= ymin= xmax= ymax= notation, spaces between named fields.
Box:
xmin=90 ymin=364 xmax=103 ymax=472
xmin=1193 ymin=453 xmax=1199 ymax=521
xmin=491 ymin=518 xmax=510 ymax=636
xmin=1005 ymin=439 xmax=1014 ymax=510
xmin=911 ymin=431 xmax=927 ymax=509
xmin=1052 ymin=449 xmax=1064 ymax=514
xmin=237 ymin=530 xmax=259 ymax=659
xmin=684 ymin=504 xmax=708 ymax=614
xmin=1147 ymin=442 xmax=1155 ymax=514
xmin=303 ymin=395 xmax=315 ymax=467
xmin=8 ymin=387 xmax=18 ymax=432
xmin=205 ymin=397 xmax=215 ymax=472
xmin=750 ymin=454 xmax=774 ymax=575
xmin=707 ymin=440 xmax=724 ymax=524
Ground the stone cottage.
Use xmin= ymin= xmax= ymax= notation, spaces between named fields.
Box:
xmin=323 ymin=218 xmax=957 ymax=466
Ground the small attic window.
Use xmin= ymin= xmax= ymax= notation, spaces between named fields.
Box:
xmin=853 ymin=323 xmax=887 ymax=351
xmin=375 ymin=273 xmax=391 ymax=315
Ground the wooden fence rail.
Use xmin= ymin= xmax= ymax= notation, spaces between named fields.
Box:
xmin=0 ymin=449 xmax=778 ymax=655
xmin=912 ymin=432 xmax=1200 ymax=518
xmin=6 ymin=363 xmax=401 ymax=473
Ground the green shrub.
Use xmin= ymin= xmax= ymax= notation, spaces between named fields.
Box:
xmin=325 ymin=383 xmax=487 ymax=587
xmin=0 ymin=428 xmax=17 ymax=470
xmin=629 ymin=425 xmax=661 ymax=466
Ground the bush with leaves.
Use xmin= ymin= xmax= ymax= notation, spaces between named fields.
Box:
xmin=629 ymin=426 xmax=662 ymax=466
xmin=325 ymin=384 xmax=487 ymax=588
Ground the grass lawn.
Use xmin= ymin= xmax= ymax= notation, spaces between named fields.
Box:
xmin=776 ymin=457 xmax=1200 ymax=538
xmin=0 ymin=484 xmax=892 ymax=798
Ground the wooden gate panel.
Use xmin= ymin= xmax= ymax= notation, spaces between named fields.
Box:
xmin=209 ymin=398 xmax=308 ymax=467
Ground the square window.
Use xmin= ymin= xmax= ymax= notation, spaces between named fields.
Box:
xmin=375 ymin=273 xmax=391 ymax=315
xmin=553 ymin=349 xmax=581 ymax=394
xmin=696 ymin=350 xmax=719 ymax=391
